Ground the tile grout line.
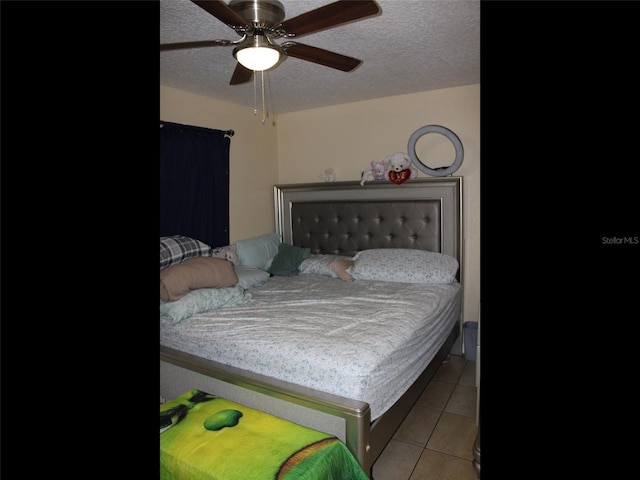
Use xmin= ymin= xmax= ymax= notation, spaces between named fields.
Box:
xmin=407 ymin=359 xmax=467 ymax=480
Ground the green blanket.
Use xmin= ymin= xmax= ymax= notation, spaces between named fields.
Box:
xmin=160 ymin=390 xmax=370 ymax=480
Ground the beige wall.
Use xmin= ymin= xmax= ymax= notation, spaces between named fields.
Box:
xmin=160 ymin=84 xmax=480 ymax=325
xmin=277 ymin=85 xmax=480 ymax=326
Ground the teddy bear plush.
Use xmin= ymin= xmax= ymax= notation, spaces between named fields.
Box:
xmin=360 ymin=159 xmax=389 ymax=185
xmin=384 ymin=152 xmax=418 ymax=185
xmin=370 ymin=160 xmax=388 ymax=180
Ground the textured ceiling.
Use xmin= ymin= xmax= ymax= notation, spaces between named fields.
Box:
xmin=160 ymin=0 xmax=480 ymax=114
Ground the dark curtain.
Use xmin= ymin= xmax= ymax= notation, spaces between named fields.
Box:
xmin=159 ymin=121 xmax=231 ymax=248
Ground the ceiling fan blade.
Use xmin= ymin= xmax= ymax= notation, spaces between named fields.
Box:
xmin=229 ymin=63 xmax=254 ymax=85
xmin=280 ymin=0 xmax=381 ymax=37
xmin=191 ymin=0 xmax=247 ymax=29
xmin=282 ymin=42 xmax=361 ymax=72
xmin=160 ymin=39 xmax=233 ymax=51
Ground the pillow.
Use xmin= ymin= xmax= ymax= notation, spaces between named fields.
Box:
xmin=210 ymin=244 xmax=238 ymax=265
xmin=234 ymin=265 xmax=271 ymax=290
xmin=160 ymin=257 xmax=239 ymax=302
xmin=299 ymin=254 xmax=353 ymax=277
xmin=235 ymin=232 xmax=281 ymax=270
xmin=160 ymin=286 xmax=252 ymax=324
xmin=349 ymin=248 xmax=459 ymax=284
xmin=160 ymin=235 xmax=212 ymax=270
xmin=267 ymin=243 xmax=311 ymax=276
xmin=328 ymin=259 xmax=355 ymax=281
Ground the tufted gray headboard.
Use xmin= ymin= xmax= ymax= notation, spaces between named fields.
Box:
xmin=274 ymin=177 xmax=462 ymax=282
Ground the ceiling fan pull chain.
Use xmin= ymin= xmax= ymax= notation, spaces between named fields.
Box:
xmin=253 ymin=73 xmax=258 ymax=116
xmin=252 ymin=70 xmax=268 ymax=125
xmin=261 ymin=70 xmax=267 ymax=125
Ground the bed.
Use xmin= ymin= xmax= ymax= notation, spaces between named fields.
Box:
xmin=160 ymin=177 xmax=463 ymax=477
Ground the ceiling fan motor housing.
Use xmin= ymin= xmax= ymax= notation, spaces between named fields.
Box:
xmin=162 ymin=0 xmax=382 ymax=84
xmin=229 ymin=0 xmax=285 ymax=28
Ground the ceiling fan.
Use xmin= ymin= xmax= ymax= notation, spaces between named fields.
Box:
xmin=160 ymin=0 xmax=382 ymax=85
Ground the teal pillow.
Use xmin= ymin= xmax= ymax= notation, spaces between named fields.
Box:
xmin=234 ymin=265 xmax=271 ymax=289
xmin=267 ymin=243 xmax=311 ymax=276
xmin=235 ymin=232 xmax=281 ymax=270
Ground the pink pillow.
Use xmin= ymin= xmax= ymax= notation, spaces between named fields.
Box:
xmin=328 ymin=259 xmax=354 ymax=281
xmin=160 ymin=257 xmax=238 ymax=302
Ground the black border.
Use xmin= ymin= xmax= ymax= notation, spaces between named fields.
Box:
xmin=481 ymin=1 xmax=639 ymax=475
xmin=1 ymin=1 xmax=160 ymax=474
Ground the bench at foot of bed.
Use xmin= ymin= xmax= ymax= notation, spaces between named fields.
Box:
xmin=160 ymin=389 xmax=370 ymax=480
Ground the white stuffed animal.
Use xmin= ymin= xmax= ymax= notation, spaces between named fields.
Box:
xmin=319 ymin=168 xmax=336 ymax=182
xmin=384 ymin=152 xmax=418 ymax=185
xmin=360 ymin=169 xmax=375 ymax=186
xmin=360 ymin=159 xmax=389 ymax=186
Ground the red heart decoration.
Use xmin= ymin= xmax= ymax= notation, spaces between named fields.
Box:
xmin=388 ymin=169 xmax=411 ymax=185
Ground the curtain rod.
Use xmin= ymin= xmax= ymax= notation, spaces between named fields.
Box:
xmin=159 ymin=121 xmax=234 ymax=138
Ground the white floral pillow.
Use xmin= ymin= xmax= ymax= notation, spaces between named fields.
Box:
xmin=348 ymin=248 xmax=458 ymax=284
xmin=299 ymin=254 xmax=353 ymax=277
xmin=160 ymin=286 xmax=252 ymax=324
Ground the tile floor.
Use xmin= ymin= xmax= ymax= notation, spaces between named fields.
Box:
xmin=371 ymin=354 xmax=478 ymax=480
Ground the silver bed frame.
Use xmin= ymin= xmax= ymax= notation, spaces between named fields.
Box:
xmin=160 ymin=177 xmax=463 ymax=477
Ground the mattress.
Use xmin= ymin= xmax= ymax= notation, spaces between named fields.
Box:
xmin=160 ymin=275 xmax=462 ymax=420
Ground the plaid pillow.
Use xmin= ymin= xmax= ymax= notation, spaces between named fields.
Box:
xmin=160 ymin=235 xmax=212 ymax=270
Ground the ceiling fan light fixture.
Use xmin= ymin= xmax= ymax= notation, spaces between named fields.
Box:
xmin=234 ymin=32 xmax=281 ymax=71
